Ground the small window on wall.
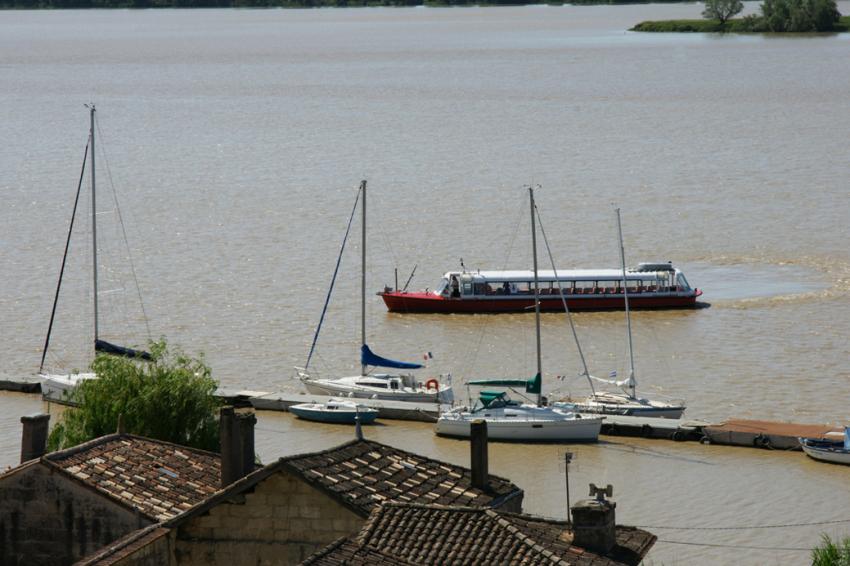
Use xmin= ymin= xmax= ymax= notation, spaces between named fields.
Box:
xmin=462 ymin=282 xmax=473 ymax=295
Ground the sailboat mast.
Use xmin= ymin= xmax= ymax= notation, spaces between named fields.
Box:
xmin=90 ymin=104 xmax=100 ymax=343
xmin=615 ymin=208 xmax=636 ymax=398
xmin=360 ymin=180 xmax=367 ymax=377
xmin=529 ymin=187 xmax=542 ymax=406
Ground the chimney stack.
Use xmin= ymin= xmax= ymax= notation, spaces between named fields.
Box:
xmin=220 ymin=406 xmax=257 ymax=488
xmin=240 ymin=410 xmax=257 ymax=476
xmin=571 ymin=483 xmax=617 ymax=555
xmin=21 ymin=413 xmax=50 ymax=463
xmin=470 ymin=419 xmax=489 ymax=490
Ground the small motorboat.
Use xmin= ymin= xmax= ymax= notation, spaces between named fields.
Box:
xmin=800 ymin=428 xmax=850 ymax=465
xmin=289 ymin=399 xmax=379 ymax=425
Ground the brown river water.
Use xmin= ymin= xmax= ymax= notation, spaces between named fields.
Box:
xmin=2 ymin=5 xmax=850 ymax=563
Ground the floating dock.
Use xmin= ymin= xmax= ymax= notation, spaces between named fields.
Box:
xmin=0 ymin=375 xmax=42 ymax=394
xmin=2 ymin=378 xmax=842 ymax=452
xmin=701 ymin=419 xmax=844 ymax=451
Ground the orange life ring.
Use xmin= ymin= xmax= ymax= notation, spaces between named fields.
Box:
xmin=425 ymin=379 xmax=439 ymax=391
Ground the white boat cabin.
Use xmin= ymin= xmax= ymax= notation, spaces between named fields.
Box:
xmin=434 ymin=263 xmax=693 ymax=298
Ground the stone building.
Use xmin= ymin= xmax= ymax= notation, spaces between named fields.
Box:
xmin=3 ymin=410 xmax=523 ymax=566
xmin=78 ymin=436 xmax=523 ymax=565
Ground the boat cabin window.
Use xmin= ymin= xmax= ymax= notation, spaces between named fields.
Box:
xmin=356 ymin=381 xmax=387 ymax=388
xmin=677 ymin=273 xmax=690 ymax=290
xmin=390 ymin=380 xmax=399 ymax=390
xmin=436 ymin=277 xmax=449 ymax=296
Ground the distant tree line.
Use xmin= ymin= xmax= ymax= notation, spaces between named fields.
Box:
xmin=634 ymin=0 xmax=844 ymax=32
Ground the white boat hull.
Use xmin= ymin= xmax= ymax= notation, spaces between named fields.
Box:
xmin=40 ymin=372 xmax=96 ymax=404
xmin=303 ymin=379 xmax=451 ymax=404
xmin=801 ymin=442 xmax=850 ymax=465
xmin=435 ymin=414 xmax=602 ymax=442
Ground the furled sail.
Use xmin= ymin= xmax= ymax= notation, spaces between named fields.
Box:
xmin=360 ymin=344 xmax=422 ymax=370
xmin=468 ymin=373 xmax=541 ymax=394
xmin=95 ymin=339 xmax=152 ymax=361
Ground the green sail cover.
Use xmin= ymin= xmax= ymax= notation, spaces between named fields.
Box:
xmin=468 ymin=373 xmax=541 ymax=394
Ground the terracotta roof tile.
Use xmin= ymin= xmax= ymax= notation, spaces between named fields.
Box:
xmin=46 ymin=434 xmax=220 ymax=521
xmin=303 ymin=503 xmax=656 ymax=566
xmin=283 ymin=439 xmax=521 ymax=516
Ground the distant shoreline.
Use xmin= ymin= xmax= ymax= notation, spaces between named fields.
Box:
xmin=632 ymin=15 xmax=849 ymax=32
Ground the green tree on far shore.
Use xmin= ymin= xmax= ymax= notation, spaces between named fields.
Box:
xmin=47 ymin=339 xmax=221 ymax=452
xmin=702 ymin=0 xmax=743 ymax=24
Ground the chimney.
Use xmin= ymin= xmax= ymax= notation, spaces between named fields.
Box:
xmin=21 ymin=413 xmax=50 ymax=463
xmin=470 ymin=419 xmax=489 ymax=490
xmin=571 ymin=484 xmax=617 ymax=555
xmin=239 ymin=411 xmax=257 ymax=476
xmin=220 ymin=406 xmax=257 ymax=488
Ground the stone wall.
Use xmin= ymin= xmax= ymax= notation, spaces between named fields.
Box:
xmin=0 ymin=463 xmax=151 ymax=565
xmin=173 ymin=470 xmax=363 ymax=565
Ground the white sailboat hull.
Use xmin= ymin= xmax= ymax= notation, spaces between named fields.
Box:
xmin=40 ymin=372 xmax=96 ymax=404
xmin=303 ymin=378 xmax=452 ymax=404
xmin=436 ymin=410 xmax=602 ymax=442
xmin=566 ymin=394 xmax=685 ymax=419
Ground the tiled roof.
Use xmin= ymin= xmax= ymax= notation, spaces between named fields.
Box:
xmin=46 ymin=434 xmax=221 ymax=521
xmin=282 ymin=439 xmax=522 ymax=516
xmin=299 ymin=537 xmax=418 ymax=566
xmin=302 ymin=503 xmax=656 ymax=566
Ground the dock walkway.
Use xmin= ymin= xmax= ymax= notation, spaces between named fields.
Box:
xmin=2 ymin=378 xmax=844 ymax=451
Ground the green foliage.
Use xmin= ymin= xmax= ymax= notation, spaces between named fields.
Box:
xmin=634 ymin=4 xmax=844 ymax=31
xmin=47 ymin=339 xmax=221 ymax=453
xmin=812 ymin=535 xmax=850 ymax=566
xmin=702 ymin=0 xmax=743 ymax=23
xmin=761 ymin=0 xmax=840 ymax=30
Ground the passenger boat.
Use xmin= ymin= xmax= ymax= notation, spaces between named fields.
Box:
xmin=435 ymin=187 xmax=603 ymax=442
xmin=379 ymin=263 xmax=701 ymax=313
xmin=297 ymin=181 xmax=454 ymax=404
xmin=40 ymin=105 xmax=152 ymax=404
xmin=800 ymin=430 xmax=850 ymax=465
xmin=289 ymin=399 xmax=379 ymax=425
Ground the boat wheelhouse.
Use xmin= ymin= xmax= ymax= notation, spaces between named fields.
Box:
xmin=379 ymin=262 xmax=701 ymax=313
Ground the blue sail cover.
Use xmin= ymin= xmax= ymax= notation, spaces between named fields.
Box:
xmin=95 ymin=339 xmax=152 ymax=361
xmin=361 ymin=344 xmax=423 ymax=370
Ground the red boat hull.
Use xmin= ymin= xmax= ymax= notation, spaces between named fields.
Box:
xmin=379 ymin=290 xmax=703 ymax=313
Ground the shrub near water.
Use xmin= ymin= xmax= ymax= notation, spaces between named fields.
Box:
xmin=47 ymin=339 xmax=221 ymax=452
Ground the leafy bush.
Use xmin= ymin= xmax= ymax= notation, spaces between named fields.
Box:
xmin=761 ymin=0 xmax=840 ymax=30
xmin=47 ymin=339 xmax=221 ymax=452
xmin=812 ymin=535 xmax=850 ymax=566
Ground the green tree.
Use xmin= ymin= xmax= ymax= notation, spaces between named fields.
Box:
xmin=47 ymin=339 xmax=221 ymax=452
xmin=702 ymin=0 xmax=744 ymax=24
xmin=812 ymin=535 xmax=850 ymax=566
xmin=761 ymin=0 xmax=840 ymax=30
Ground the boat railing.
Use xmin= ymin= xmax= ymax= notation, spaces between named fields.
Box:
xmin=294 ymin=366 xmax=317 ymax=381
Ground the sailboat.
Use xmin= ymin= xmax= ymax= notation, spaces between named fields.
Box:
xmin=297 ymin=181 xmax=453 ymax=404
xmin=39 ymin=105 xmax=151 ymax=403
xmin=566 ymin=208 xmax=686 ymax=419
xmin=435 ymin=187 xmax=603 ymax=442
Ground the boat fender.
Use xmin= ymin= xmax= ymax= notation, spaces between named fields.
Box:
xmin=699 ymin=435 xmax=711 ymax=445
xmin=425 ymin=379 xmax=439 ymax=391
xmin=672 ymin=430 xmax=686 ymax=442
xmin=641 ymin=424 xmax=653 ymax=438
